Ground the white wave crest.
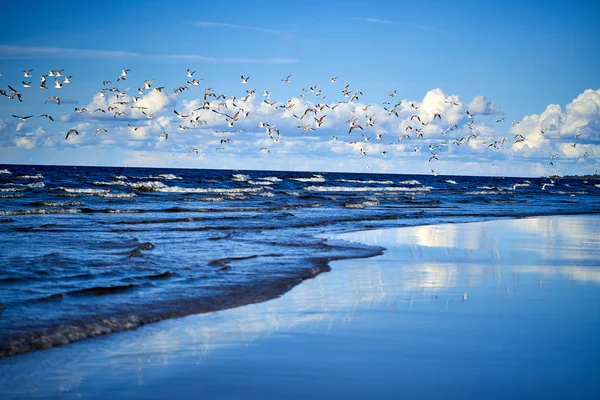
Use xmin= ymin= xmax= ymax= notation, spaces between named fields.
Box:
xmin=98 ymin=192 xmax=137 ymax=198
xmin=445 ymin=180 xmax=458 ymax=185
xmin=147 ymin=174 xmax=182 ymax=180
xmin=291 ymin=175 xmax=326 ymax=183
xmin=342 ymin=200 xmax=380 ymax=208
xmin=305 ymin=186 xmax=432 ymax=193
xmin=16 ymin=174 xmax=44 ymax=179
xmin=92 ymin=180 xmax=129 ymax=186
xmin=399 ymin=180 xmax=421 ymax=185
xmin=0 ymin=169 xmax=11 ymax=175
xmin=336 ymin=179 xmax=394 ymax=184
xmin=232 ymin=174 xmax=250 ymax=181
xmin=55 ymin=187 xmax=110 ymax=194
xmin=258 ymin=177 xmax=283 ymax=182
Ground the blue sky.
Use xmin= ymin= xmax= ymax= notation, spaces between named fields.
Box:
xmin=0 ymin=0 xmax=599 ymax=176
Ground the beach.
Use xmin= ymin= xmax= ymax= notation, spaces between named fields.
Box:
xmin=1 ymin=214 xmax=599 ymax=399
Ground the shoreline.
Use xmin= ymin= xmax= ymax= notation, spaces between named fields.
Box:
xmin=1 ymin=211 xmax=598 ymax=359
xmin=1 ymin=214 xmax=598 ymax=399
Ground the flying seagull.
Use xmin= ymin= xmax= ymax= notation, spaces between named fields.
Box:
xmin=65 ymin=129 xmax=79 ymax=139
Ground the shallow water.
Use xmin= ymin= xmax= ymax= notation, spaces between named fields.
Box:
xmin=0 ymin=164 xmax=599 ymax=357
xmin=1 ymin=215 xmax=598 ymax=399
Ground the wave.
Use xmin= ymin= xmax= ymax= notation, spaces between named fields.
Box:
xmin=399 ymin=180 xmax=422 ymax=185
xmin=291 ymin=175 xmax=326 ymax=183
xmin=336 ymin=179 xmax=394 ymax=184
xmin=305 ymin=185 xmax=432 ymax=193
xmin=445 ymin=180 xmax=458 ymax=185
xmin=258 ymin=176 xmax=283 ymax=182
xmin=29 ymin=201 xmax=85 ymax=207
xmin=465 ymin=191 xmax=502 ymax=195
xmin=112 ymin=175 xmax=128 ymax=180
xmin=147 ymin=174 xmax=181 ymax=180
xmin=55 ymin=187 xmax=110 ymax=195
xmin=0 ymin=209 xmax=84 ymax=216
xmin=15 ymin=174 xmax=44 ymax=179
xmin=0 ymin=169 xmax=11 ymax=174
xmin=248 ymin=180 xmax=274 ymax=185
xmin=130 ymin=181 xmax=265 ymax=194
xmin=342 ymin=200 xmax=380 ymax=208
xmin=0 ymin=182 xmax=44 ymax=189
xmin=0 ymin=194 xmax=23 ymax=198
xmin=98 ymin=192 xmax=136 ymax=198
xmin=0 ymin=187 xmax=26 ymax=192
xmin=232 ymin=174 xmax=250 ymax=181
xmin=92 ymin=180 xmax=129 ymax=186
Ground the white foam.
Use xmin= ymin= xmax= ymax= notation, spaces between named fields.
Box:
xmin=445 ymin=180 xmax=458 ymax=185
xmin=232 ymin=174 xmax=250 ymax=181
xmin=92 ymin=180 xmax=129 ymax=186
xmin=130 ymin=181 xmax=168 ymax=191
xmin=291 ymin=175 xmax=326 ymax=183
xmin=398 ymin=180 xmax=422 ymax=185
xmin=55 ymin=187 xmax=110 ymax=195
xmin=0 ymin=169 xmax=11 ymax=175
xmin=336 ymin=179 xmax=394 ymax=184
xmin=248 ymin=180 xmax=274 ymax=186
xmin=305 ymin=186 xmax=432 ymax=193
xmin=0 ymin=208 xmax=83 ymax=216
xmin=258 ymin=177 xmax=283 ymax=182
xmin=98 ymin=192 xmax=137 ymax=198
xmin=16 ymin=174 xmax=44 ymax=179
xmin=343 ymin=200 xmax=380 ymax=208
xmin=147 ymin=174 xmax=182 ymax=180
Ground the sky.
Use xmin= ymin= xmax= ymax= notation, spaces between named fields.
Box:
xmin=0 ymin=0 xmax=599 ymax=177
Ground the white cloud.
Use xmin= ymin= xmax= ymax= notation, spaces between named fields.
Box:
xmin=467 ymin=95 xmax=502 ymax=115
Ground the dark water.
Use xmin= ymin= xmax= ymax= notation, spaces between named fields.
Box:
xmin=0 ymin=164 xmax=598 ymax=358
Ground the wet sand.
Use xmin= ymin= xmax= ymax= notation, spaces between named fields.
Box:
xmin=1 ymin=215 xmax=599 ymax=399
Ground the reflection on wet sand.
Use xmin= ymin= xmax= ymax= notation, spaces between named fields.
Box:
xmin=1 ymin=215 xmax=599 ymax=399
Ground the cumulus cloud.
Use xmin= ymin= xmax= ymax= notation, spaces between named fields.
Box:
xmin=467 ymin=95 xmax=502 ymax=115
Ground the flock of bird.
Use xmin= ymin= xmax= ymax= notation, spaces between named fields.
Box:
xmin=1 ymin=67 xmax=596 ymax=175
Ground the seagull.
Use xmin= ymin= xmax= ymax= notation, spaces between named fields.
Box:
xmin=389 ymin=90 xmax=396 ymax=97
xmin=260 ymin=148 xmax=270 ymax=154
xmin=143 ymin=79 xmax=155 ymax=90
xmin=466 ymin=110 xmax=474 ymax=118
xmin=431 ymin=169 xmax=438 ymax=176
xmin=512 ymin=120 xmax=520 ymax=126
xmin=496 ymin=117 xmax=505 ymax=123
xmin=64 ymin=76 xmax=72 ymax=84
xmin=22 ymin=81 xmax=31 ymax=88
xmin=38 ymin=114 xmax=54 ymax=121
xmin=12 ymin=115 xmax=34 ymax=121
xmin=241 ymin=75 xmax=249 ymax=84
xmin=187 ymin=69 xmax=195 ymax=77
xmin=23 ymin=69 xmax=33 ymax=77
xmin=65 ymin=129 xmax=79 ymax=139
xmin=121 ymin=69 xmax=130 ymax=77
xmin=54 ymin=78 xmax=63 ymax=88
xmin=348 ymin=120 xmax=363 ymax=134
xmin=95 ymin=128 xmax=107 ymax=136
xmin=160 ymin=131 xmax=169 ymax=140
xmin=190 ymin=147 xmax=199 ymax=154
xmin=281 ymin=75 xmax=291 ymax=83
xmin=330 ymin=77 xmax=337 ymax=83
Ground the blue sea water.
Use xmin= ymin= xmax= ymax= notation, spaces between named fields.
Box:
xmin=0 ymin=164 xmax=599 ymax=357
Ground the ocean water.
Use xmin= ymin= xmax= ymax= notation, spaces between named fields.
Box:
xmin=0 ymin=164 xmax=598 ymax=358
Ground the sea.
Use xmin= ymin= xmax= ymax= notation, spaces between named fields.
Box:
xmin=0 ymin=164 xmax=598 ymax=358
